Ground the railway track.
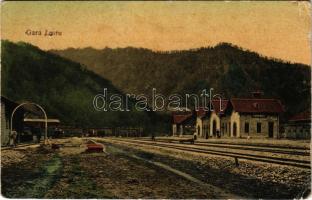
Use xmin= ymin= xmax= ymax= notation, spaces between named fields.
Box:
xmin=1 ymin=143 xmax=39 ymax=151
xmin=106 ymin=138 xmax=311 ymax=169
xmin=140 ymin=137 xmax=309 ymax=149
xmin=195 ymin=141 xmax=309 ymax=150
xmin=138 ymin=138 xmax=309 ymax=156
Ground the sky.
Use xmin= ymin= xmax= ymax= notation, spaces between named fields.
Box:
xmin=1 ymin=1 xmax=311 ymax=65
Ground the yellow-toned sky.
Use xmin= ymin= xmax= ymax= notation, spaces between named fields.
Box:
xmin=1 ymin=1 xmax=311 ymax=65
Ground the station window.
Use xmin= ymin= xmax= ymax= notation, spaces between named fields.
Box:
xmin=244 ymin=122 xmax=249 ymax=133
xmin=257 ymin=122 xmax=261 ymax=133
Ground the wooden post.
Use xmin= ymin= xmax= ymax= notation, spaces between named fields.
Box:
xmin=234 ymin=157 xmax=239 ymax=167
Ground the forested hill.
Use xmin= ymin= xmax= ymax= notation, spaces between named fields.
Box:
xmin=1 ymin=40 xmax=160 ymax=130
xmin=52 ymin=43 xmax=310 ymax=117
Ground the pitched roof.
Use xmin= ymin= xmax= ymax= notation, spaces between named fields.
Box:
xmin=211 ymin=99 xmax=229 ymax=115
xmin=196 ymin=107 xmax=207 ymax=118
xmin=289 ymin=110 xmax=311 ymax=122
xmin=230 ymin=98 xmax=284 ymax=114
xmin=1 ymin=96 xmax=18 ymax=106
xmin=195 ymin=100 xmax=229 ymax=117
xmin=172 ymin=113 xmax=193 ymax=124
xmin=1 ymin=96 xmax=43 ymax=115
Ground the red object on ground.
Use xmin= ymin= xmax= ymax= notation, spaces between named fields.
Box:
xmin=86 ymin=143 xmax=103 ymax=152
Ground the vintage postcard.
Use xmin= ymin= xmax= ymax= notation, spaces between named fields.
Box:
xmin=1 ymin=1 xmax=311 ymax=199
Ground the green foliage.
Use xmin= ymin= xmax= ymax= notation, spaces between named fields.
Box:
xmin=52 ymin=43 xmax=311 ymax=117
xmin=221 ymin=64 xmax=248 ymax=96
xmin=1 ymin=40 xmax=158 ymax=130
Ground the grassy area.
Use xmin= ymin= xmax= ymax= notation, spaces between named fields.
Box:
xmin=2 ymin=147 xmax=114 ymax=198
xmin=2 ymin=151 xmax=62 ymax=198
xmin=45 ymin=155 xmax=115 ymax=198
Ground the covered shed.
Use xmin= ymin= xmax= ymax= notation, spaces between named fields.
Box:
xmin=1 ymin=96 xmax=24 ymax=146
xmin=172 ymin=111 xmax=195 ymax=136
xmin=283 ymin=110 xmax=311 ymax=139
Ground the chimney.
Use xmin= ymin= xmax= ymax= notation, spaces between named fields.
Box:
xmin=251 ymin=91 xmax=263 ymax=98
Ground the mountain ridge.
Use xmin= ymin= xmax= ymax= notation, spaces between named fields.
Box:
xmin=1 ymin=40 xmax=167 ymax=131
xmin=51 ymin=42 xmax=309 ymax=66
xmin=51 ymin=42 xmax=311 ymax=118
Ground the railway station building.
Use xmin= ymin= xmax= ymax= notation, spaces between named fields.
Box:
xmin=172 ymin=111 xmax=195 ymax=136
xmin=195 ymin=99 xmax=230 ymax=139
xmin=226 ymin=98 xmax=284 ymax=138
xmin=192 ymin=93 xmax=285 ymax=139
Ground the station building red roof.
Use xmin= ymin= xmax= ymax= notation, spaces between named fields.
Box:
xmin=172 ymin=112 xmax=193 ymax=124
xmin=289 ymin=110 xmax=311 ymax=122
xmin=211 ymin=99 xmax=229 ymax=115
xmin=230 ymin=98 xmax=284 ymax=114
xmin=196 ymin=107 xmax=207 ymax=118
xmin=195 ymin=100 xmax=229 ymax=117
